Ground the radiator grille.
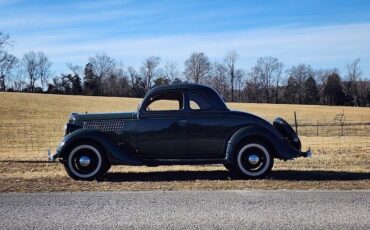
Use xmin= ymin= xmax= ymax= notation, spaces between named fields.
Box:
xmin=83 ymin=120 xmax=125 ymax=134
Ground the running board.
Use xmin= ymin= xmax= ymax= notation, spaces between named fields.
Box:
xmin=143 ymin=158 xmax=225 ymax=166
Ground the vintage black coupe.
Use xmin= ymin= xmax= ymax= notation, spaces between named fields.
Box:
xmin=48 ymin=84 xmax=311 ymax=180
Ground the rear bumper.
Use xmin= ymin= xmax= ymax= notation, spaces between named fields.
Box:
xmin=47 ymin=149 xmax=57 ymax=162
xmin=300 ymin=147 xmax=312 ymax=158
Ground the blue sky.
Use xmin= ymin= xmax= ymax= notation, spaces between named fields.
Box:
xmin=1 ymin=0 xmax=370 ymax=77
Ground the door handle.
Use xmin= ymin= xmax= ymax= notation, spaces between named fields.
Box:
xmin=178 ymin=120 xmax=188 ymax=127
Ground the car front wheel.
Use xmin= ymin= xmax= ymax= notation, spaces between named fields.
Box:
xmin=231 ymin=142 xmax=274 ymax=179
xmin=64 ymin=143 xmax=106 ymax=180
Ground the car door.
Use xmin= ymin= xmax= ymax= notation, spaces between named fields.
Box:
xmin=187 ymin=91 xmax=228 ymax=158
xmin=136 ymin=91 xmax=188 ymax=159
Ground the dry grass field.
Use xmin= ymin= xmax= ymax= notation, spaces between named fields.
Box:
xmin=0 ymin=92 xmax=369 ymax=192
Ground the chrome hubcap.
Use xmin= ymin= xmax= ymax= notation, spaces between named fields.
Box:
xmin=248 ymin=154 xmax=260 ymax=165
xmin=79 ymin=156 xmax=91 ymax=167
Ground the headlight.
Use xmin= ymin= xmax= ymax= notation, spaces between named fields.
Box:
xmin=64 ymin=124 xmax=69 ymax=135
xmin=69 ymin=112 xmax=77 ymax=123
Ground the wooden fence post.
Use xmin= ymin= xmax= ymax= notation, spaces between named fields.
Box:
xmin=294 ymin=111 xmax=298 ymax=135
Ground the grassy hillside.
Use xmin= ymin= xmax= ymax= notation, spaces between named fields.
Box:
xmin=1 ymin=92 xmax=369 ymax=124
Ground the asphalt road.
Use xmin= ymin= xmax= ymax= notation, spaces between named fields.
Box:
xmin=1 ymin=190 xmax=369 ymax=229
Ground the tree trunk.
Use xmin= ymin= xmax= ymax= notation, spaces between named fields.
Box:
xmin=231 ymin=75 xmax=234 ymax=102
xmin=30 ymin=75 xmax=34 ymax=93
xmin=0 ymin=75 xmax=5 ymax=91
xmin=275 ymin=81 xmax=279 ymax=103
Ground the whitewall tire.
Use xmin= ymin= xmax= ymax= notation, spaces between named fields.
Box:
xmin=232 ymin=142 xmax=274 ymax=179
xmin=64 ymin=143 xmax=106 ymax=180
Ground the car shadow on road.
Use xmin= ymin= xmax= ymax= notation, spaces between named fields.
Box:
xmin=102 ymin=170 xmax=370 ymax=182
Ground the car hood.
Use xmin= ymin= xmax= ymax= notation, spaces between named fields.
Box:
xmin=71 ymin=112 xmax=136 ymax=122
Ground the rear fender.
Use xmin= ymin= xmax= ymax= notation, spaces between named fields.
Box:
xmin=225 ymin=125 xmax=301 ymax=163
xmin=55 ymin=129 xmax=143 ymax=165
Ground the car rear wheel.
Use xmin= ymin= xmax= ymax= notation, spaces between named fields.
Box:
xmin=64 ymin=143 xmax=107 ymax=180
xmin=231 ymin=142 xmax=274 ymax=179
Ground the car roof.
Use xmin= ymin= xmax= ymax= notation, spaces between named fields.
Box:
xmin=144 ymin=84 xmax=229 ymax=111
xmin=147 ymin=83 xmax=212 ymax=93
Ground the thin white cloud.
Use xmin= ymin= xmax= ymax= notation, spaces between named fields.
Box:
xmin=0 ymin=8 xmax=160 ymax=29
xmin=11 ymin=23 xmax=370 ymax=75
xmin=0 ymin=0 xmax=22 ymax=7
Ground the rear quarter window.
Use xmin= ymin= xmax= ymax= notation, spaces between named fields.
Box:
xmin=189 ymin=92 xmax=212 ymax=111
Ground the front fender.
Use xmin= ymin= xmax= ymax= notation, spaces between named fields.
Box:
xmin=55 ymin=129 xmax=143 ymax=165
xmin=225 ymin=125 xmax=301 ymax=163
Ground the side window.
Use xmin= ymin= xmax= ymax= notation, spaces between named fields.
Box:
xmin=144 ymin=92 xmax=184 ymax=111
xmin=189 ymin=92 xmax=212 ymax=110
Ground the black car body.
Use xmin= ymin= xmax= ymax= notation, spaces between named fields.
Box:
xmin=49 ymin=84 xmax=311 ymax=180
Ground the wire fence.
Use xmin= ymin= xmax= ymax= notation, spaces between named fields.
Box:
xmin=291 ymin=122 xmax=370 ymax=137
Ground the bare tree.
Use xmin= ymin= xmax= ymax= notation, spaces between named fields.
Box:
xmin=22 ymin=51 xmax=39 ymax=92
xmin=113 ymin=63 xmax=131 ymax=97
xmin=246 ymin=70 xmax=262 ymax=102
xmin=88 ymin=53 xmax=117 ymax=95
xmin=0 ymin=31 xmax=17 ymax=91
xmin=234 ymin=69 xmax=246 ymax=102
xmin=0 ymin=31 xmax=11 ymax=48
xmin=128 ymin=66 xmax=146 ymax=97
xmin=208 ymin=62 xmax=229 ymax=99
xmin=184 ymin=52 xmax=211 ymax=84
xmin=106 ymin=62 xmax=128 ymax=97
xmin=273 ymin=65 xmax=283 ymax=103
xmin=224 ymin=50 xmax=239 ymax=101
xmin=346 ymin=58 xmax=362 ymax=106
xmin=250 ymin=57 xmax=283 ymax=103
xmin=141 ymin=56 xmax=160 ymax=91
xmin=66 ymin=62 xmax=83 ymax=76
xmin=0 ymin=52 xmax=18 ymax=91
xmin=286 ymin=64 xmax=314 ymax=104
xmin=12 ymin=64 xmax=26 ymax=91
xmin=38 ymin=52 xmax=52 ymax=90
xmin=164 ymin=61 xmax=180 ymax=82
xmin=22 ymin=51 xmax=52 ymax=92
xmin=315 ymin=69 xmax=328 ymax=104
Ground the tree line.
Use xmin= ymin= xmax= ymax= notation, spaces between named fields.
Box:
xmin=1 ymin=31 xmax=370 ymax=106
